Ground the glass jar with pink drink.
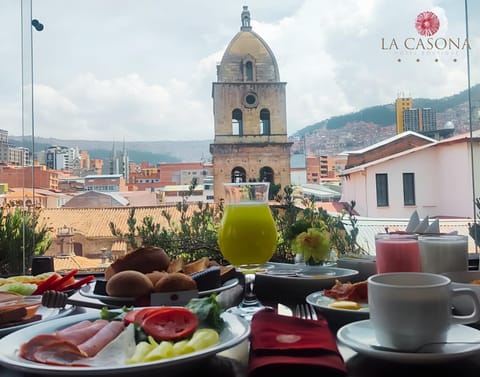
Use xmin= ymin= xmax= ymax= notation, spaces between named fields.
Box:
xmin=375 ymin=233 xmax=421 ymax=273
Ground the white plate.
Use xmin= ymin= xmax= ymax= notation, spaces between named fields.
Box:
xmin=306 ymin=291 xmax=369 ymax=316
xmin=79 ymin=278 xmax=239 ymax=307
xmin=0 ymin=310 xmax=250 ymax=375
xmin=337 ymin=320 xmax=480 ymax=363
xmin=0 ymin=304 xmax=76 ymax=337
xmin=259 ymin=262 xmax=358 ymax=281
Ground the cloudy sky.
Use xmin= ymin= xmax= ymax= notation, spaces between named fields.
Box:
xmin=1 ymin=0 xmax=479 ymax=141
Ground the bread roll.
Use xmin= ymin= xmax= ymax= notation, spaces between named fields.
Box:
xmin=106 ymin=270 xmax=154 ymax=297
xmin=105 ymin=246 xmax=170 ymax=280
xmin=154 ymin=272 xmax=197 ymax=292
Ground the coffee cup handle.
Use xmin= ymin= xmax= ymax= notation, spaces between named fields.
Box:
xmin=451 ymin=288 xmax=480 ymax=324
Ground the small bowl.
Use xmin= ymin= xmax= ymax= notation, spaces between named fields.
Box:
xmin=443 ymin=270 xmax=480 ymax=317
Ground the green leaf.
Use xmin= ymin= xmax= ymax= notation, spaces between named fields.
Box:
xmin=185 ymin=294 xmax=224 ymax=332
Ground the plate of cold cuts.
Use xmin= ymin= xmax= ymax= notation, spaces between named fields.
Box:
xmin=0 ymin=309 xmax=250 ymax=375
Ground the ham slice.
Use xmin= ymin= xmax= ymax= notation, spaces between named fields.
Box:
xmin=77 ymin=321 xmax=125 ymax=357
xmin=19 ymin=334 xmax=61 ymax=362
xmin=54 ymin=320 xmax=92 ymax=337
xmin=19 ymin=320 xmax=125 ymax=366
xmin=56 ymin=319 xmax=109 ymax=345
xmin=324 ymin=280 xmax=368 ymax=302
xmin=32 ymin=340 xmax=88 ymax=366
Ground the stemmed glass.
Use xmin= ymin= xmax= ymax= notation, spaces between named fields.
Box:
xmin=218 ymin=182 xmax=277 ymax=319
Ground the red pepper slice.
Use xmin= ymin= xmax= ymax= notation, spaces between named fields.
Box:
xmin=48 ymin=269 xmax=79 ymax=292
xmin=61 ymin=275 xmax=95 ymax=291
xmin=33 ymin=273 xmax=62 ymax=295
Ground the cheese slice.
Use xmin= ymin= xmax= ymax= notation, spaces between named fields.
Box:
xmin=328 ymin=300 xmax=361 ymax=310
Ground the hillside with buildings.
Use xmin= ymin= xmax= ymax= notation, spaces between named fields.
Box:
xmin=291 ymin=84 xmax=480 ymax=156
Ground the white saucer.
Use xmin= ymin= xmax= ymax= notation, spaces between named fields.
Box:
xmin=337 ymin=320 xmax=480 ymax=363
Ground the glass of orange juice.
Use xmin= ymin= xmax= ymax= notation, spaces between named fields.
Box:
xmin=218 ymin=182 xmax=277 ymax=319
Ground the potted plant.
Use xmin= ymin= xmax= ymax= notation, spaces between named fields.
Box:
xmin=272 ymin=187 xmax=372 ymax=274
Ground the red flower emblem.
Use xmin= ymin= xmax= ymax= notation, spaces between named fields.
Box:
xmin=415 ymin=11 xmax=440 ymax=36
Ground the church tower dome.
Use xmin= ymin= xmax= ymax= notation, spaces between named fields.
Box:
xmin=217 ymin=6 xmax=280 ymax=82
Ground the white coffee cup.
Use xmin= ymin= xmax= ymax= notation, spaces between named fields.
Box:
xmin=368 ymin=272 xmax=480 ymax=351
xmin=419 ymin=235 xmax=468 ymax=274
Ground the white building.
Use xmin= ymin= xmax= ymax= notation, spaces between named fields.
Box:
xmin=340 ymin=130 xmax=480 ymax=219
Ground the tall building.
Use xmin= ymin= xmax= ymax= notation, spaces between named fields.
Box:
xmin=0 ymin=129 xmax=32 ymax=166
xmin=395 ymin=97 xmax=413 ymax=134
xmin=396 ymin=97 xmax=437 ymax=135
xmin=109 ymin=141 xmax=129 ymax=183
xmin=421 ymin=108 xmax=437 ymax=131
xmin=403 ymin=108 xmax=420 ymax=132
xmin=403 ymin=107 xmax=437 ymax=133
xmin=210 ymin=6 xmax=292 ymax=200
xmin=45 ymin=146 xmax=80 ymax=171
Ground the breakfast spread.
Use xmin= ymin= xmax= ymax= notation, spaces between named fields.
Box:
xmin=18 ymin=295 xmax=223 ymax=367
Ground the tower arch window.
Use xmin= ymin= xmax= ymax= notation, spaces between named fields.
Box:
xmin=259 ymin=166 xmax=274 ymax=183
xmin=232 ymin=109 xmax=243 ymax=136
xmin=260 ymin=109 xmax=271 ymax=135
xmin=231 ymin=167 xmax=247 ymax=183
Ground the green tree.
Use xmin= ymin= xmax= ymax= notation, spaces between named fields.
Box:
xmin=0 ymin=208 xmax=51 ymax=275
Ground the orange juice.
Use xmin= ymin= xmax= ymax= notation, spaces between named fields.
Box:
xmin=218 ymin=203 xmax=277 ymax=267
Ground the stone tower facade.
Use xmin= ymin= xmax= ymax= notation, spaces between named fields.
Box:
xmin=210 ymin=6 xmax=292 ymax=201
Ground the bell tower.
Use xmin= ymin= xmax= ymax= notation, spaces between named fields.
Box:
xmin=210 ymin=6 xmax=292 ymax=200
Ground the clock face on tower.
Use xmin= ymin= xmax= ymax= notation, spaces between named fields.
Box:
xmin=243 ymin=92 xmax=258 ymax=108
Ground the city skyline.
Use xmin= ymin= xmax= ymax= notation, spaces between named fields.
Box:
xmin=1 ymin=0 xmax=479 ymax=142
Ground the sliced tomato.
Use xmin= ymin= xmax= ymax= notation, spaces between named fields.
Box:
xmin=124 ymin=307 xmax=169 ymax=325
xmin=141 ymin=307 xmax=198 ymax=341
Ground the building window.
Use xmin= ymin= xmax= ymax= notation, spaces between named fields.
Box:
xmin=376 ymin=173 xmax=389 ymax=207
xmin=245 ymin=61 xmax=253 ymax=81
xmin=243 ymin=57 xmax=255 ymax=81
xmin=260 ymin=109 xmax=270 ymax=135
xmin=231 ymin=167 xmax=246 ymax=183
xmin=403 ymin=172 xmax=416 ymax=206
xmin=259 ymin=166 xmax=274 ymax=182
xmin=232 ymin=109 xmax=243 ymax=136
xmin=243 ymin=92 xmax=258 ymax=108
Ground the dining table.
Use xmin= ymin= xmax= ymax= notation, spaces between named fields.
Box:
xmin=1 ymin=275 xmax=480 ymax=377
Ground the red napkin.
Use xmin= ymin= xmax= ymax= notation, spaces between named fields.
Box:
xmin=248 ymin=308 xmax=347 ymax=377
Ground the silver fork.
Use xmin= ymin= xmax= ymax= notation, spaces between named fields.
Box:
xmin=294 ymin=303 xmax=318 ymax=320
